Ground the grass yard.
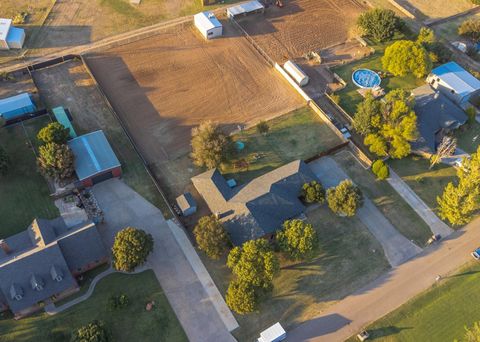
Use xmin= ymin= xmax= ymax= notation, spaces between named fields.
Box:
xmin=408 ymin=0 xmax=475 ymax=19
xmin=455 ymin=121 xmax=480 ymax=154
xmin=0 ymin=115 xmax=59 ymax=238
xmin=201 ymin=205 xmax=389 ymax=342
xmin=0 ymin=270 xmax=187 ymax=342
xmin=389 ymin=156 xmax=457 ymax=211
xmin=332 ymin=150 xmax=432 ymax=246
xmin=346 ymin=262 xmax=480 ymax=342
xmin=221 ymin=107 xmax=344 ymax=185
xmin=434 ymin=11 xmax=480 ymax=43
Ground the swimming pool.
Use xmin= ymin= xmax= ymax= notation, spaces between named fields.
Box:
xmin=352 ymin=69 xmax=381 ymax=89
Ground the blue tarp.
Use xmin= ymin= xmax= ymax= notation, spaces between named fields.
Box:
xmin=0 ymin=93 xmax=36 ymax=120
xmin=68 ymin=130 xmax=120 ymax=181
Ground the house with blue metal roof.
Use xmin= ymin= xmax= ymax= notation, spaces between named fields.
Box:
xmin=427 ymin=61 xmax=480 ymax=108
xmin=68 ymin=130 xmax=121 ymax=187
xmin=0 ymin=93 xmax=36 ymax=121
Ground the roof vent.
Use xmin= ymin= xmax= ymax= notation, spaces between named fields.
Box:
xmin=10 ymin=283 xmax=23 ymax=301
xmin=50 ymin=265 xmax=64 ymax=282
xmin=30 ymin=274 xmax=44 ymax=291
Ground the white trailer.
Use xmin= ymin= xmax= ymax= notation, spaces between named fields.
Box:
xmin=258 ymin=322 xmax=286 ymax=342
xmin=194 ymin=11 xmax=223 ymax=40
xmin=283 ymin=60 xmax=309 ymax=87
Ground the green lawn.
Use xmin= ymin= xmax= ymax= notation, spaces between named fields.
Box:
xmin=332 ymin=151 xmax=432 ymax=246
xmin=201 ymin=205 xmax=389 ymax=342
xmin=221 ymin=106 xmax=344 ymax=185
xmin=346 ymin=262 xmax=480 ymax=342
xmin=0 ymin=116 xmax=59 ymax=238
xmin=0 ymin=270 xmax=187 ymax=342
xmin=389 ymin=156 xmax=457 ymax=211
xmin=455 ymin=121 xmax=480 ymax=154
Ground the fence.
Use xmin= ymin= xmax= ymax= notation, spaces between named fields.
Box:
xmin=229 ymin=17 xmax=275 ymax=67
xmin=387 ymin=0 xmax=416 ymax=19
xmin=324 ymin=92 xmax=354 ymax=124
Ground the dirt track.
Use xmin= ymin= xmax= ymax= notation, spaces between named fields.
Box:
xmin=85 ymin=22 xmax=303 ymax=163
xmin=238 ymin=0 xmax=366 ymax=62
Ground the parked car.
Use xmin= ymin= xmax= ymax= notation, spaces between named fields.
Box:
xmin=471 ymin=248 xmax=480 ymax=260
xmin=340 ymin=127 xmax=351 ymax=139
xmin=357 ymin=330 xmax=370 ymax=341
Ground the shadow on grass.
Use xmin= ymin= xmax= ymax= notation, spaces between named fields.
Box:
xmin=368 ymin=325 xmax=414 ymax=339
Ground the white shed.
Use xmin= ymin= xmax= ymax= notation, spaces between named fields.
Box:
xmin=0 ymin=18 xmax=25 ymax=50
xmin=227 ymin=1 xmax=265 ymax=19
xmin=194 ymin=11 xmax=223 ymax=40
xmin=258 ymin=322 xmax=286 ymax=342
xmin=284 ymin=60 xmax=309 ymax=87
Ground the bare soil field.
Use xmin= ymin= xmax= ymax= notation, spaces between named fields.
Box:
xmin=406 ymin=0 xmax=475 ymax=19
xmin=85 ymin=22 xmax=303 ymax=198
xmin=237 ymin=0 xmax=366 ymax=62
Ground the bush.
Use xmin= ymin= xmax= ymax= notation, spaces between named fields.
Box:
xmin=112 ymin=227 xmax=154 ymax=272
xmin=107 ymin=294 xmax=129 ymax=310
xmin=37 ymin=143 xmax=75 ymax=180
xmin=371 ymin=160 xmax=389 ymax=180
xmin=37 ymin=122 xmax=70 ymax=145
xmin=226 ymin=280 xmax=257 ymax=314
xmin=301 ymin=181 xmax=325 ymax=204
xmin=357 ymin=8 xmax=401 ymax=42
xmin=277 ymin=219 xmax=318 ymax=260
xmin=256 ymin=120 xmax=269 ymax=135
xmin=71 ymin=320 xmax=108 ymax=342
xmin=193 ymin=216 xmax=229 ymax=259
xmin=327 ymin=180 xmax=364 ymax=217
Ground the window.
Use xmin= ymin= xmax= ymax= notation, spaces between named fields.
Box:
xmin=208 ymin=31 xmax=213 ymax=36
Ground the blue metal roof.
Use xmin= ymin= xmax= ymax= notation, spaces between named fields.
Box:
xmin=6 ymin=26 xmax=24 ymax=45
xmin=432 ymin=62 xmax=480 ymax=99
xmin=0 ymin=93 xmax=36 ymax=120
xmin=52 ymin=106 xmax=77 ymax=138
xmin=68 ymin=130 xmax=120 ymax=181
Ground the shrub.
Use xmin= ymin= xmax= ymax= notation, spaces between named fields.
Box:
xmin=256 ymin=120 xmax=269 ymax=135
xmin=71 ymin=320 xmax=108 ymax=342
xmin=371 ymin=160 xmax=389 ymax=180
xmin=37 ymin=122 xmax=70 ymax=145
xmin=301 ymin=181 xmax=325 ymax=204
xmin=193 ymin=216 xmax=229 ymax=259
xmin=277 ymin=219 xmax=318 ymax=260
xmin=37 ymin=143 xmax=75 ymax=180
xmin=327 ymin=180 xmax=364 ymax=217
xmin=107 ymin=294 xmax=129 ymax=310
xmin=112 ymin=227 xmax=154 ymax=272
xmin=226 ymin=280 xmax=257 ymax=314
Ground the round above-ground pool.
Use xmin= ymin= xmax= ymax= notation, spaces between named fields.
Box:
xmin=352 ymin=69 xmax=381 ymax=89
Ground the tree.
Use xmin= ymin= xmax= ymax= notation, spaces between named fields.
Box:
xmin=71 ymin=321 xmax=108 ymax=342
xmin=353 ymin=92 xmax=382 ymax=135
xmin=225 ymin=280 xmax=257 ymax=314
xmin=37 ymin=122 xmax=70 ymax=144
xmin=301 ymin=180 xmax=325 ymax=204
xmin=0 ymin=145 xmax=9 ymax=175
xmin=382 ymin=40 xmax=432 ymax=78
xmin=456 ymin=321 xmax=480 ymax=342
xmin=227 ymin=239 xmax=279 ymax=290
xmin=191 ymin=121 xmax=229 ymax=169
xmin=327 ymin=180 xmax=363 ymax=217
xmin=371 ymin=159 xmax=389 ymax=180
xmin=357 ymin=8 xmax=401 ymax=42
xmin=430 ymin=136 xmax=457 ymax=169
xmin=277 ymin=219 xmax=318 ymax=260
xmin=459 ymin=19 xmax=480 ymax=42
xmin=112 ymin=227 xmax=154 ymax=272
xmin=256 ymin=120 xmax=269 ymax=135
xmin=416 ymin=27 xmax=436 ymax=47
xmin=37 ymin=143 xmax=75 ymax=180
xmin=193 ymin=215 xmax=229 ymax=259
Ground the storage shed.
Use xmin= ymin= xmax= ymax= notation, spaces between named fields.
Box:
xmin=194 ymin=11 xmax=223 ymax=40
xmin=52 ymin=106 xmax=77 ymax=138
xmin=284 ymin=61 xmax=309 ymax=87
xmin=68 ymin=130 xmax=122 ymax=187
xmin=175 ymin=192 xmax=197 ymax=216
xmin=227 ymin=1 xmax=265 ymax=19
xmin=0 ymin=93 xmax=36 ymax=121
xmin=0 ymin=18 xmax=25 ymax=50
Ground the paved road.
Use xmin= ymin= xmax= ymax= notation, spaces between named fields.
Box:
xmin=387 ymin=169 xmax=453 ymax=237
xmin=309 ymin=157 xmax=422 ymax=267
xmin=287 ymin=216 xmax=480 ymax=342
xmin=92 ymin=179 xmax=237 ymax=342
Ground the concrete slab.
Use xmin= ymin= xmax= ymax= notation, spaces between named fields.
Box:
xmin=309 ymin=157 xmax=422 ymax=267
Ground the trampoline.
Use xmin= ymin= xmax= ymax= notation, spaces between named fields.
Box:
xmin=352 ymin=69 xmax=381 ymax=89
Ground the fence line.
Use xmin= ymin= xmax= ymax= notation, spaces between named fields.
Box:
xmin=324 ymin=92 xmax=354 ymax=124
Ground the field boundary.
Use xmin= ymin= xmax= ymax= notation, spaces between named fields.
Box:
xmin=426 ymin=5 xmax=480 ymax=27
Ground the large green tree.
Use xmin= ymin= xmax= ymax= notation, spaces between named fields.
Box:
xmin=37 ymin=142 xmax=75 ymax=180
xmin=112 ymin=227 xmax=154 ymax=272
xmin=357 ymin=8 xmax=401 ymax=42
xmin=225 ymin=280 xmax=257 ymax=314
xmin=191 ymin=121 xmax=229 ymax=169
xmin=301 ymin=180 xmax=325 ymax=204
xmin=276 ymin=219 xmax=318 ymax=260
xmin=71 ymin=320 xmax=108 ymax=342
xmin=193 ymin=215 xmax=229 ymax=260
xmin=353 ymin=92 xmax=382 ymax=135
xmin=327 ymin=180 xmax=363 ymax=217
xmin=37 ymin=122 xmax=70 ymax=145
xmin=0 ymin=145 xmax=9 ymax=175
xmin=382 ymin=40 xmax=432 ymax=78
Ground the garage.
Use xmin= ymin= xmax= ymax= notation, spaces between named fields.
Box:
xmin=194 ymin=11 xmax=222 ymax=40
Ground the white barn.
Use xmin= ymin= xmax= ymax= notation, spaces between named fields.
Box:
xmin=284 ymin=60 xmax=309 ymax=87
xmin=194 ymin=11 xmax=223 ymax=40
xmin=226 ymin=1 xmax=265 ymax=19
xmin=0 ymin=18 xmax=25 ymax=50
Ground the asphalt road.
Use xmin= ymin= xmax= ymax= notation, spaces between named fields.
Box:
xmin=286 ymin=216 xmax=480 ymax=342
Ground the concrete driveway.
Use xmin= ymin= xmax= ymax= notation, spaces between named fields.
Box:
xmin=92 ymin=179 xmax=237 ymax=342
xmin=309 ymin=157 xmax=422 ymax=267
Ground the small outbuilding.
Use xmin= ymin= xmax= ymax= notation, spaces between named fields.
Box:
xmin=0 ymin=93 xmax=36 ymax=121
xmin=175 ymin=192 xmax=197 ymax=216
xmin=68 ymin=130 xmax=122 ymax=187
xmin=194 ymin=11 xmax=223 ymax=40
xmin=258 ymin=322 xmax=286 ymax=342
xmin=226 ymin=1 xmax=265 ymax=19
xmin=284 ymin=60 xmax=309 ymax=87
xmin=0 ymin=18 xmax=25 ymax=50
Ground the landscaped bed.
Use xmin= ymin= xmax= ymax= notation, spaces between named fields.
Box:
xmin=0 ymin=115 xmax=59 ymax=237
xmin=0 ymin=270 xmax=187 ymax=342
xmin=345 ymin=262 xmax=480 ymax=341
xmin=201 ymin=205 xmax=389 ymax=342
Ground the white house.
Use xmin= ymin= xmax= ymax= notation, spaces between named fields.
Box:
xmin=194 ymin=11 xmax=222 ymax=40
xmin=0 ymin=18 xmax=25 ymax=50
xmin=283 ymin=60 xmax=309 ymax=87
xmin=427 ymin=61 xmax=480 ymax=108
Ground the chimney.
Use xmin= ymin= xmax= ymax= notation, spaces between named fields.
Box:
xmin=0 ymin=240 xmax=11 ymax=254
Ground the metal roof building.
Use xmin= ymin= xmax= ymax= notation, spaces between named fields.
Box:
xmin=68 ymin=130 xmax=122 ymax=187
xmin=226 ymin=1 xmax=264 ymax=19
xmin=194 ymin=11 xmax=223 ymax=40
xmin=176 ymin=192 xmax=197 ymax=216
xmin=52 ymin=106 xmax=77 ymax=138
xmin=0 ymin=93 xmax=36 ymax=121
xmin=0 ymin=18 xmax=25 ymax=50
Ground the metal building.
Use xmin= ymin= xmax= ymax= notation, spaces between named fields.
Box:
xmin=0 ymin=18 xmax=25 ymax=50
xmin=0 ymin=93 xmax=36 ymax=121
xmin=283 ymin=60 xmax=309 ymax=87
xmin=194 ymin=11 xmax=223 ymax=40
